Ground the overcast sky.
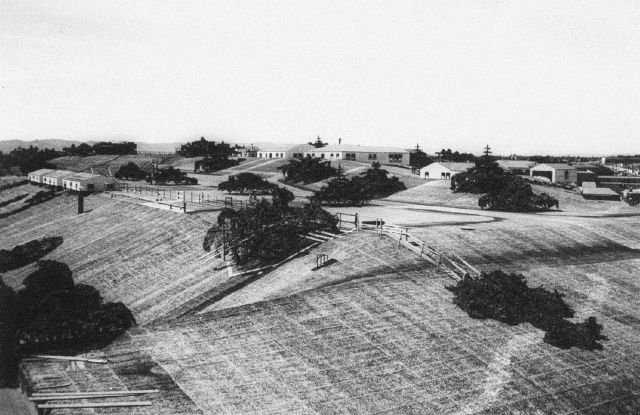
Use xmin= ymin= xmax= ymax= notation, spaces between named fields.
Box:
xmin=1 ymin=1 xmax=639 ymax=155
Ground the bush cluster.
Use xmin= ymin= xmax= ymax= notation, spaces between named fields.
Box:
xmin=451 ymin=157 xmax=559 ymax=212
xmin=278 ymin=157 xmax=337 ymax=184
xmin=114 ymin=162 xmax=147 ymax=180
xmin=447 ymin=270 xmax=607 ymax=350
xmin=312 ymin=162 xmax=406 ymax=206
xmin=146 ymin=167 xmax=198 ymax=185
xmin=218 ymin=173 xmax=277 ymax=195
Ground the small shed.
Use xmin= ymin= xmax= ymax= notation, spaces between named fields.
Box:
xmin=28 ymin=169 xmax=55 ymax=184
xmin=63 ymin=173 xmax=114 ymax=192
xmin=530 ymin=163 xmax=577 ymax=184
xmin=42 ymin=170 xmax=75 ymax=187
xmin=420 ymin=162 xmax=475 ymax=180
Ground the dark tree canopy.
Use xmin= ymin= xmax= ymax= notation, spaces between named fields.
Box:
xmin=63 ymin=141 xmax=136 ymax=156
xmin=0 ymin=146 xmax=62 ymax=175
xmin=218 ymin=173 xmax=276 ymax=195
xmin=146 ymin=167 xmax=197 ymax=185
xmin=447 ymin=270 xmax=607 ymax=350
xmin=114 ymin=162 xmax=147 ymax=180
xmin=203 ymin=196 xmax=337 ymax=266
xmin=179 ymin=137 xmax=239 ymax=172
xmin=278 ymin=157 xmax=337 ymax=184
xmin=409 ymin=147 xmax=434 ymax=170
xmin=312 ymin=163 xmax=406 ymax=206
xmin=451 ymin=155 xmax=558 ymax=212
xmin=438 ymin=148 xmax=477 ymax=163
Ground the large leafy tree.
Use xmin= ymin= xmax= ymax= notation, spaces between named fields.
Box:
xmin=0 ymin=146 xmax=62 ymax=175
xmin=278 ymin=157 xmax=337 ymax=184
xmin=312 ymin=163 xmax=405 ymax=206
xmin=146 ymin=167 xmax=197 ymax=185
xmin=452 ymin=155 xmax=558 ymax=212
xmin=203 ymin=192 xmax=337 ymax=266
xmin=180 ymin=137 xmax=239 ymax=172
xmin=114 ymin=162 xmax=147 ymax=180
xmin=218 ymin=173 xmax=276 ymax=195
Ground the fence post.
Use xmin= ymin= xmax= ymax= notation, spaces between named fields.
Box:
xmin=355 ymin=213 xmax=359 ymax=230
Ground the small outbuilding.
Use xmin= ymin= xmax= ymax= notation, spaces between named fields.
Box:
xmin=581 ymin=187 xmax=620 ymax=201
xmin=41 ymin=170 xmax=75 ymax=188
xmin=530 ymin=163 xmax=577 ymax=184
xmin=63 ymin=173 xmax=115 ymax=192
xmin=420 ymin=162 xmax=475 ymax=180
xmin=28 ymin=169 xmax=55 ymax=184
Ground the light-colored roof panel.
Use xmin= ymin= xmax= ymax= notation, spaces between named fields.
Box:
xmin=421 ymin=162 xmax=475 ymax=172
xmin=534 ymin=163 xmax=576 ymax=170
xmin=497 ymin=160 xmax=537 ymax=169
xmin=42 ymin=170 xmax=76 ymax=178
xmin=28 ymin=168 xmax=55 ymax=176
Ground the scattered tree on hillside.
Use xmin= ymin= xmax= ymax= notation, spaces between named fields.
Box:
xmin=447 ymin=270 xmax=607 ymax=350
xmin=63 ymin=142 xmax=136 ymax=156
xmin=146 ymin=167 xmax=197 ymax=185
xmin=114 ymin=162 xmax=147 ymax=181
xmin=218 ymin=173 xmax=276 ymax=195
xmin=0 ymin=146 xmax=62 ymax=175
xmin=438 ymin=148 xmax=477 ymax=163
xmin=203 ymin=194 xmax=337 ymax=265
xmin=409 ymin=144 xmax=434 ymax=171
xmin=278 ymin=157 xmax=337 ymax=183
xmin=311 ymin=163 xmax=406 ymax=206
xmin=63 ymin=143 xmax=93 ymax=157
xmin=179 ymin=137 xmax=239 ymax=172
xmin=451 ymin=152 xmax=558 ymax=212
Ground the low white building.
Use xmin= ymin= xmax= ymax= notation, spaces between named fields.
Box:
xmin=28 ymin=168 xmax=55 ymax=184
xmin=63 ymin=173 xmax=115 ymax=192
xmin=530 ymin=163 xmax=577 ymax=184
xmin=420 ymin=162 xmax=475 ymax=180
xmin=260 ymin=143 xmax=410 ymax=165
xmin=42 ymin=170 xmax=75 ymax=187
xmin=256 ymin=144 xmax=292 ymax=159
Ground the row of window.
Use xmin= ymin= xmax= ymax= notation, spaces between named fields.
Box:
xmin=259 ymin=152 xmax=405 ymax=162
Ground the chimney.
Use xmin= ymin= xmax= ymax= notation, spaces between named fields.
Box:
xmin=338 ymin=137 xmax=342 ymax=144
xmin=78 ymin=193 xmax=84 ymax=214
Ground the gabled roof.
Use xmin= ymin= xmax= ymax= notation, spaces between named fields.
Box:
xmin=421 ymin=162 xmax=475 ymax=172
xmin=533 ymin=163 xmax=576 ymax=170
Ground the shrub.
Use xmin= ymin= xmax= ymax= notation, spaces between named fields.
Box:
xmin=146 ymin=167 xmax=197 ymax=185
xmin=218 ymin=173 xmax=276 ymax=195
xmin=447 ymin=270 xmax=606 ymax=350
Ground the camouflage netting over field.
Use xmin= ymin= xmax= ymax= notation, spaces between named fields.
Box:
xmin=22 ymin=270 xmax=640 ymax=414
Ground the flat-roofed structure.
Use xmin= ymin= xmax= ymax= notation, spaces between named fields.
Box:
xmin=581 ymin=187 xmax=620 ymax=200
xmin=63 ymin=172 xmax=114 ymax=192
xmin=41 ymin=170 xmax=75 ymax=187
xmin=27 ymin=168 xmax=55 ymax=184
xmin=257 ymin=143 xmax=410 ymax=165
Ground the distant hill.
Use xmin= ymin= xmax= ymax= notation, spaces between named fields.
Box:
xmin=0 ymin=139 xmax=89 ymax=152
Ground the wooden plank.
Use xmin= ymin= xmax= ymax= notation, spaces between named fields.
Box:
xmin=27 ymin=355 xmax=107 ymax=364
xmin=35 ymin=383 xmax=72 ymax=391
xmin=31 ymin=390 xmax=160 ymax=399
xmin=452 ymin=253 xmax=480 ymax=275
xmin=301 ymin=234 xmax=324 ymax=243
xmin=38 ymin=401 xmax=153 ymax=409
